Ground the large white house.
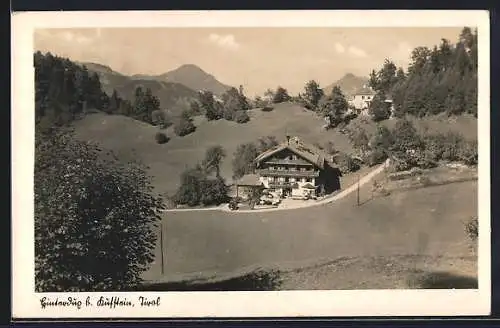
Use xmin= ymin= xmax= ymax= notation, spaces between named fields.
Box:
xmin=348 ymin=85 xmax=376 ymax=114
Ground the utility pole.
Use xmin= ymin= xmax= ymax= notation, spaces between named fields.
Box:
xmin=160 ymin=221 xmax=165 ymax=275
xmin=356 ymin=172 xmax=360 ymax=206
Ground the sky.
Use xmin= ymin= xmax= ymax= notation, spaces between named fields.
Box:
xmin=34 ymin=27 xmax=464 ymax=97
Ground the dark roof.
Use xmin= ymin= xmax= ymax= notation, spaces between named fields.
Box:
xmin=236 ymin=174 xmax=263 ymax=186
xmin=254 ymin=137 xmax=336 ymax=169
xmin=302 ymin=183 xmax=316 ymax=189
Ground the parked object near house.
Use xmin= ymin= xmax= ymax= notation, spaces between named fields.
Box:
xmin=253 ymin=136 xmax=341 ymax=199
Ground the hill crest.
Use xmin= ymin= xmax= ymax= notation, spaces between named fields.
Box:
xmin=324 ymin=73 xmax=369 ymax=97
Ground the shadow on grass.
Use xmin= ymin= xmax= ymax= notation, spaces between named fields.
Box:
xmin=139 ymin=269 xmax=283 ymax=291
xmin=406 ymin=270 xmax=478 ymax=289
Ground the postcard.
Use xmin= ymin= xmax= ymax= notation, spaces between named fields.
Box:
xmin=11 ymin=10 xmax=490 ymax=318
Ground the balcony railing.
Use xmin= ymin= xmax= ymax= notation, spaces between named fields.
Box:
xmin=263 ymin=159 xmax=314 ymax=166
xmin=268 ymin=182 xmax=299 ymax=189
xmin=257 ymin=169 xmax=319 ymax=178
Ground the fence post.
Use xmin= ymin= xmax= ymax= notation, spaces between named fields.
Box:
xmin=160 ymin=221 xmax=165 ymax=276
xmin=356 ymin=172 xmax=360 ymax=206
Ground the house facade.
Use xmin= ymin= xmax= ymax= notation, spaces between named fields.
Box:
xmin=348 ymin=85 xmax=376 ymax=115
xmin=254 ymin=136 xmax=341 ymax=199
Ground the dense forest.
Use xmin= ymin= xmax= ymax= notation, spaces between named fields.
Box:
xmin=369 ymin=27 xmax=478 ymax=119
xmin=34 ymin=51 xmax=162 ymax=132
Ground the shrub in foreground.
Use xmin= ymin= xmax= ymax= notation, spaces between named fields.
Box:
xmin=233 ymin=110 xmax=250 ymax=123
xmin=174 ymin=116 xmax=196 ymax=137
xmin=155 ymin=132 xmax=169 ymax=144
xmin=465 ymin=216 xmax=478 ymax=242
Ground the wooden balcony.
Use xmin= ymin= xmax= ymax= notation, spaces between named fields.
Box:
xmin=263 ymin=158 xmax=314 ymax=166
xmin=257 ymin=169 xmax=319 ymax=178
xmin=268 ymin=182 xmax=299 ymax=189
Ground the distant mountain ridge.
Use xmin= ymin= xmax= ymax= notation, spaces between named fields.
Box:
xmin=80 ymin=62 xmax=231 ymax=116
xmin=131 ymin=64 xmax=233 ymax=96
xmin=323 ymin=73 xmax=370 ymax=97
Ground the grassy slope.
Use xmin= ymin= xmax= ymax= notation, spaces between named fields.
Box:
xmin=72 ymin=100 xmax=478 ymax=289
xmin=143 ymin=179 xmax=477 ymax=286
xmin=73 ymin=103 xmax=355 ymax=195
xmin=73 ymin=104 xmax=478 ymax=196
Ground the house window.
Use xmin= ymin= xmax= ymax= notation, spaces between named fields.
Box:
xmin=290 ymin=166 xmax=296 ymax=171
xmin=361 ymin=95 xmax=365 ymax=100
xmin=301 ymin=178 xmax=306 ymax=183
xmin=285 ymin=177 xmax=290 ymax=183
xmin=306 ymin=178 xmax=312 ymax=183
xmin=269 ymin=177 xmax=275 ymax=182
xmin=289 ymin=155 xmax=293 ymax=160
xmin=290 ymin=177 xmax=295 ymax=182
xmin=300 ymin=167 xmax=306 ymax=172
xmin=270 ymin=166 xmax=275 ymax=170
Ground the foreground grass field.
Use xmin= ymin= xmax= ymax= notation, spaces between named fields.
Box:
xmin=142 ymin=179 xmax=477 ymax=289
xmin=73 ymin=104 xmax=477 ymax=197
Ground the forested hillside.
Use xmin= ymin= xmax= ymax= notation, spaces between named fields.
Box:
xmin=34 ymin=52 xmax=163 ymax=131
xmin=368 ymin=27 xmax=477 ymax=119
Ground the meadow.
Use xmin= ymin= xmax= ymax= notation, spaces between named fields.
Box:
xmin=74 ymin=102 xmax=477 ymax=197
xmin=142 ymin=177 xmax=477 ymax=289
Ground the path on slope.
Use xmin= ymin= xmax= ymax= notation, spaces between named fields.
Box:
xmin=164 ymin=159 xmax=390 ymax=213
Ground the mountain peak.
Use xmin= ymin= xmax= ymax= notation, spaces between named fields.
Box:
xmin=161 ymin=64 xmax=232 ymax=95
xmin=324 ymin=73 xmax=369 ymax=97
xmin=176 ymin=63 xmax=205 ymax=71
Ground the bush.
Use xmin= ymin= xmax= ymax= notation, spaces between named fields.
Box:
xmin=367 ymin=149 xmax=388 ymax=166
xmin=223 ymin=107 xmax=235 ymax=121
xmin=174 ymin=117 xmax=196 ymax=137
xmin=422 ymin=131 xmax=476 ymax=166
xmin=199 ymin=177 xmax=230 ymax=206
xmin=465 ymin=216 xmax=478 ymax=242
xmin=369 ymin=93 xmax=392 ymax=122
xmin=155 ymin=132 xmax=169 ymax=144
xmin=233 ymin=110 xmax=250 ymax=123
xmin=334 ymin=152 xmax=360 ymax=174
xmin=459 ymin=140 xmax=478 ymax=165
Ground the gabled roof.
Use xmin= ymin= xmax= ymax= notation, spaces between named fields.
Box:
xmin=254 ymin=137 xmax=335 ymax=169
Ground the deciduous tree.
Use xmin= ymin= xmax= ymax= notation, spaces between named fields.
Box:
xmin=35 ymin=129 xmax=164 ymax=292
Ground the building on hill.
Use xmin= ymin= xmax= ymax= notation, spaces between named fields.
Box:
xmin=254 ymin=136 xmax=341 ymax=199
xmin=349 ymin=85 xmax=376 ymax=115
xmin=234 ymin=174 xmax=265 ymax=200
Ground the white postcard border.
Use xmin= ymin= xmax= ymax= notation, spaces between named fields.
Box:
xmin=11 ymin=10 xmax=491 ymax=318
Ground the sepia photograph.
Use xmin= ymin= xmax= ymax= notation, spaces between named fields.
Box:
xmin=12 ymin=10 xmax=490 ymax=318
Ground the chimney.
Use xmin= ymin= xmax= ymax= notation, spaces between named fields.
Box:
xmin=286 ymin=135 xmax=290 ymax=145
